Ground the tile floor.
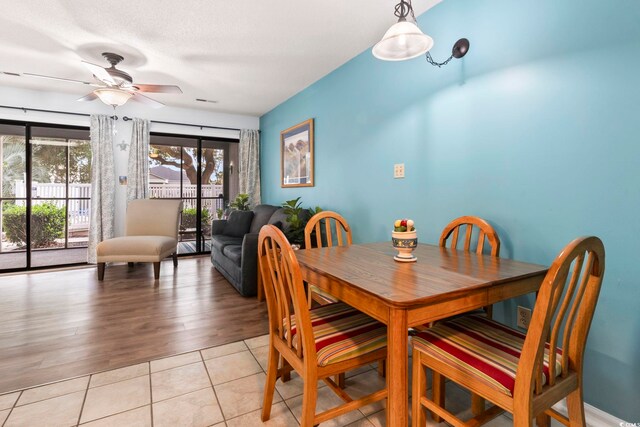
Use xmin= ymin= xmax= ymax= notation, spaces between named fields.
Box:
xmin=0 ymin=334 xmax=526 ymax=426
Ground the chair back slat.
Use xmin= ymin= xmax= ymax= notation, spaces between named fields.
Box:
xmin=561 ymin=253 xmax=595 ymax=374
xmin=313 ymin=222 xmax=323 ymax=248
xmin=259 ymin=225 xmax=317 ymax=364
xmin=304 ymin=211 xmax=352 ymax=249
xmin=450 ymin=227 xmax=460 ymax=250
xmin=514 ymin=236 xmax=605 ymax=401
xmin=463 ymin=225 xmax=473 ymax=252
xmin=477 ymin=231 xmax=486 ymax=254
xmin=547 ymin=254 xmax=585 ymax=383
xmin=439 ymin=216 xmax=501 ymax=257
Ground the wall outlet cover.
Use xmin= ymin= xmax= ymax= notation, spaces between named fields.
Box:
xmin=394 ymin=163 xmax=405 ymax=178
xmin=517 ymin=306 xmax=532 ymax=330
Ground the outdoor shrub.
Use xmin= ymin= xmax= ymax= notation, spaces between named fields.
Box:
xmin=3 ymin=202 xmax=66 ymax=248
xmin=181 ymin=207 xmax=211 ymax=229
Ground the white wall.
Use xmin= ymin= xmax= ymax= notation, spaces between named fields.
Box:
xmin=0 ymin=85 xmax=259 ymax=236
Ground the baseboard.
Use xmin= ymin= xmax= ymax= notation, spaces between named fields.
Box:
xmin=502 ymin=401 xmax=626 ymax=426
xmin=554 ymin=401 xmax=627 ymax=427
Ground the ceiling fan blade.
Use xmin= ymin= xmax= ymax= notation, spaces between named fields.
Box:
xmin=134 ymin=84 xmax=183 ymax=94
xmin=132 ymin=93 xmax=165 ymax=109
xmin=81 ymin=61 xmax=115 ymax=85
xmin=23 ymin=73 xmax=92 ymax=85
xmin=77 ymin=92 xmax=98 ymax=102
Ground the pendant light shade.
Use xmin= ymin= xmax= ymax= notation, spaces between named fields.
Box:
xmin=372 ymin=20 xmax=434 ymax=61
xmin=94 ymin=88 xmax=133 ymax=107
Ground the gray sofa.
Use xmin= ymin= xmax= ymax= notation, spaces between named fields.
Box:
xmin=210 ymin=204 xmax=291 ymax=297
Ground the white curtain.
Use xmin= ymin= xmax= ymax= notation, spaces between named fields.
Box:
xmin=88 ymin=115 xmax=116 ymax=264
xmin=127 ymin=118 xmax=150 ymax=202
xmin=239 ymin=129 xmax=261 ymax=206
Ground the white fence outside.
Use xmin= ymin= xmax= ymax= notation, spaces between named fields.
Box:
xmin=12 ymin=181 xmax=91 ymax=228
xmin=148 ymin=183 xmax=223 ymax=199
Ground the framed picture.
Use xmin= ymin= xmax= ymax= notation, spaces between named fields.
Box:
xmin=281 ymin=118 xmax=314 ymax=187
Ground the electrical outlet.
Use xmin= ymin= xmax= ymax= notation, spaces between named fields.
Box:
xmin=394 ymin=163 xmax=405 ymax=178
xmin=517 ymin=306 xmax=532 ymax=330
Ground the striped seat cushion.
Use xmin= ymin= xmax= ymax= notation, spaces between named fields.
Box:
xmin=286 ymin=302 xmax=387 ymax=367
xmin=309 ymin=284 xmax=340 ymax=305
xmin=411 ymin=314 xmax=562 ymax=397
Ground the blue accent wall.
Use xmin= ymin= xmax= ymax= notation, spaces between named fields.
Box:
xmin=260 ymin=0 xmax=640 ymax=419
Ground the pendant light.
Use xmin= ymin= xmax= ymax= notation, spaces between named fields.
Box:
xmin=373 ymin=0 xmax=433 ymax=61
xmin=373 ymin=0 xmax=470 ymax=66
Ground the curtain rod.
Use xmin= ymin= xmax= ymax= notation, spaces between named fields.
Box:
xmin=0 ymin=106 xmax=253 ymax=133
xmin=0 ymin=105 xmax=118 ymax=120
xmin=122 ymin=116 xmax=247 ymax=132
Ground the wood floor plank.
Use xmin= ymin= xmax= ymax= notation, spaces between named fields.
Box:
xmin=0 ymin=256 xmax=268 ymax=393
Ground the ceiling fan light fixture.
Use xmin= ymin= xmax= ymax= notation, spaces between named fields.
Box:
xmin=373 ymin=20 xmax=434 ymax=61
xmin=94 ymin=87 xmax=133 ymax=107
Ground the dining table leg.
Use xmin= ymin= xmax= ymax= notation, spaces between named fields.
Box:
xmin=386 ymin=307 xmax=409 ymax=426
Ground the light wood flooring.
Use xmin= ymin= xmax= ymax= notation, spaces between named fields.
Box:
xmin=0 ymin=256 xmax=269 ymax=394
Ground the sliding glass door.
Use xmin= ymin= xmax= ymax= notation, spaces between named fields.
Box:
xmin=149 ymin=133 xmax=237 ymax=255
xmin=0 ymin=124 xmax=27 ymax=270
xmin=0 ymin=121 xmax=91 ymax=272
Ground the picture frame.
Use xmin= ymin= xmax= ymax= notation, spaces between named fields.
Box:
xmin=281 ymin=118 xmax=314 ymax=187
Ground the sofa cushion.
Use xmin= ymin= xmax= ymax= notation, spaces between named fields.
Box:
xmin=249 ymin=205 xmax=279 ymax=234
xmin=222 ymin=245 xmax=243 ymax=266
xmin=223 ymin=210 xmax=254 ymax=237
xmin=268 ymin=208 xmax=290 ymax=232
xmin=211 ymin=235 xmax=243 ymax=252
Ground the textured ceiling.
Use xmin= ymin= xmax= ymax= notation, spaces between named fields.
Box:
xmin=0 ymin=0 xmax=440 ymax=116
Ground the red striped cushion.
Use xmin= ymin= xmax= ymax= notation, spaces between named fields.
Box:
xmin=286 ymin=302 xmax=387 ymax=367
xmin=411 ymin=314 xmax=562 ymax=397
xmin=309 ymin=284 xmax=340 ymax=305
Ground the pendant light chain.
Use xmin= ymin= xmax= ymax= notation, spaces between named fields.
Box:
xmin=395 ymin=0 xmax=416 ymax=22
xmin=425 ymin=52 xmax=455 ymax=67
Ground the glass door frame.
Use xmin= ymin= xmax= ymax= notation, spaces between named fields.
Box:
xmin=0 ymin=118 xmax=91 ymax=273
xmin=150 ymin=131 xmax=238 ymax=254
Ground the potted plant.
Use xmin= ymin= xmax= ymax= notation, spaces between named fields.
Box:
xmin=281 ymin=198 xmax=322 ymax=248
xmin=229 ymin=193 xmax=250 ymax=211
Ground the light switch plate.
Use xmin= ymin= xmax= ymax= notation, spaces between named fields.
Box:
xmin=394 ymin=163 xmax=405 ymax=178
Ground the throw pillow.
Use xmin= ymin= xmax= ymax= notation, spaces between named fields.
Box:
xmin=224 ymin=210 xmax=254 ymax=237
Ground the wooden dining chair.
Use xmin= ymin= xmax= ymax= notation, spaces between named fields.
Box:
xmin=434 ymin=215 xmax=501 ymax=418
xmin=304 ymin=211 xmax=352 ymax=307
xmin=259 ymin=225 xmax=388 ymax=426
xmin=410 ymin=236 xmax=605 ymax=427
xmin=440 ymin=215 xmax=501 ymax=257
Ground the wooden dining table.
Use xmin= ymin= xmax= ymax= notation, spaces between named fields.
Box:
xmin=294 ymin=242 xmax=548 ymax=427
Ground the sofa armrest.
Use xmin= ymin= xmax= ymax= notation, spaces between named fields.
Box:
xmin=239 ymin=233 xmax=260 ymax=296
xmin=242 ymin=233 xmax=259 ymax=261
xmin=211 ymin=220 xmax=227 ymax=236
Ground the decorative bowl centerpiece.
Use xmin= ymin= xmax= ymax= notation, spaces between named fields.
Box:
xmin=392 ymin=218 xmax=417 ymax=262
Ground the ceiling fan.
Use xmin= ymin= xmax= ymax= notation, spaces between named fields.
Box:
xmin=23 ymin=52 xmax=182 ymax=109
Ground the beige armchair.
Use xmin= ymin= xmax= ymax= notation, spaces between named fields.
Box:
xmin=97 ymin=199 xmax=183 ymax=280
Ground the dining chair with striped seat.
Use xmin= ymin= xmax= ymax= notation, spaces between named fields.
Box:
xmin=430 ymin=215 xmax=502 ymax=419
xmin=259 ymin=225 xmax=388 ymax=426
xmin=304 ymin=210 xmax=352 ymax=307
xmin=410 ymin=236 xmax=605 ymax=427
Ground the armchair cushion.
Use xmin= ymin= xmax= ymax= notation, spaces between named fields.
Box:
xmin=223 ymin=210 xmax=254 ymax=237
xmin=97 ymin=236 xmax=177 ymax=263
